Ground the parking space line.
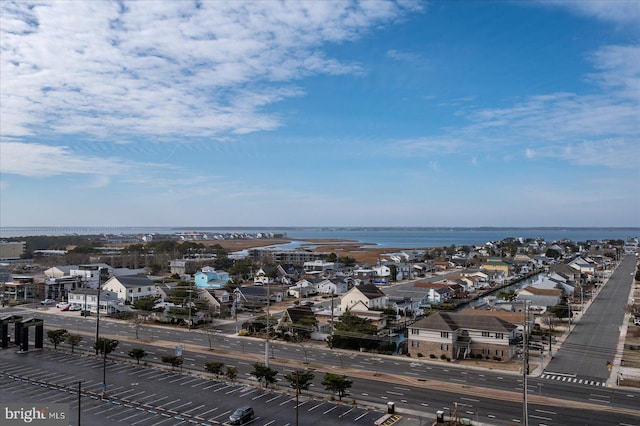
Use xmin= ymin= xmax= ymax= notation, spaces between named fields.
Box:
xmin=323 ymin=405 xmax=338 ymax=414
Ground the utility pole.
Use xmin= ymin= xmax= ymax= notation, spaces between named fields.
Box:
xmin=95 ymin=268 xmax=102 ymax=355
xmin=330 ymin=291 xmax=335 ymax=349
xmin=265 ymin=283 xmax=270 ymax=367
xmin=77 ymin=381 xmax=82 ymax=426
xmin=522 ymin=301 xmax=529 ymax=426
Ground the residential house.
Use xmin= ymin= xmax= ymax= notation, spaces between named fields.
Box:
xmin=102 ymin=275 xmax=157 ymax=304
xmin=316 ymin=278 xmax=348 ymax=295
xmin=340 ymin=283 xmax=388 ymax=312
xmin=568 ymin=256 xmax=596 ymax=277
xmin=276 ymin=306 xmax=317 ymax=337
xmin=68 ymin=288 xmax=119 ymax=314
xmin=195 ymin=266 xmax=230 ymax=289
xmin=236 ymin=285 xmax=284 ymax=310
xmin=460 ymin=308 xmax=534 ymax=336
xmin=433 ymin=260 xmax=454 ymax=271
xmin=481 ymin=258 xmax=511 ymax=277
xmin=288 ymin=279 xmax=319 ymax=299
xmin=303 ymin=260 xmax=335 ymax=278
xmin=276 ymin=263 xmax=303 ymax=285
xmin=408 ymin=312 xmax=518 ymax=361
xmin=254 ymin=266 xmax=277 ymax=285
xmin=413 ymin=281 xmax=452 ymax=304
xmin=380 ymin=281 xmax=432 ymax=310
xmin=516 ymin=286 xmax=562 ymax=308
xmin=413 ymin=262 xmax=436 ymax=277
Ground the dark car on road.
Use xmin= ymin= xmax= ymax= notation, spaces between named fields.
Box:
xmin=229 ymin=406 xmax=254 ymax=424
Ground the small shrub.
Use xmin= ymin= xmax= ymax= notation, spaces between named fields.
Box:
xmin=440 ymin=354 xmax=447 ymax=360
xmin=429 ymin=354 xmax=436 ymax=359
xmin=446 ymin=357 xmax=451 ymax=362
xmin=417 ymin=353 xmax=424 ymax=357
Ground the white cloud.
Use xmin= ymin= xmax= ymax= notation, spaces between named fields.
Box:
xmin=0 ymin=0 xmax=415 ymax=140
xmin=0 ymin=142 xmax=125 ymax=177
xmin=542 ymin=0 xmax=640 ymax=27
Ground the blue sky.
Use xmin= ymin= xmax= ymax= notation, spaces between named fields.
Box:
xmin=1 ymin=1 xmax=638 ymax=227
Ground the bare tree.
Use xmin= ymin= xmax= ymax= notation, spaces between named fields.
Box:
xmin=541 ymin=314 xmax=556 ymax=333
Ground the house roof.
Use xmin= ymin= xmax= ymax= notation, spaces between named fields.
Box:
xmin=412 ymin=312 xmax=517 ymax=333
xmin=459 ymin=309 xmax=525 ymax=325
xmin=356 ymin=283 xmax=386 ymax=299
xmin=238 ymin=286 xmax=268 ymax=297
xmin=518 ymin=286 xmax=562 ymax=296
xmin=278 ymin=264 xmax=300 ymax=275
xmin=413 ymin=281 xmax=448 ymax=289
xmin=283 ymin=306 xmax=315 ymax=324
xmin=111 ymin=274 xmax=155 ymax=288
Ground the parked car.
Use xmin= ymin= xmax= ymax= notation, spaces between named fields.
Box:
xmin=56 ymin=302 xmax=70 ymax=309
xmin=634 ymin=317 xmax=640 ymax=326
xmin=229 ymin=406 xmax=254 ymax=425
xmin=40 ymin=299 xmax=55 ymax=305
xmin=68 ymin=305 xmax=81 ymax=311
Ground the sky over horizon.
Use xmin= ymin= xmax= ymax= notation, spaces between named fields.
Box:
xmin=1 ymin=1 xmax=639 ymax=228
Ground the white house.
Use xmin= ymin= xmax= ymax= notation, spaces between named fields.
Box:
xmin=102 ymin=275 xmax=157 ymax=304
xmin=340 ymin=283 xmax=388 ymax=312
xmin=68 ymin=288 xmax=119 ymax=314
xmin=317 ymin=279 xmax=348 ymax=295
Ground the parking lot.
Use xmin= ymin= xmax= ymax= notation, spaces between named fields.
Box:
xmin=0 ymin=349 xmax=386 ymax=425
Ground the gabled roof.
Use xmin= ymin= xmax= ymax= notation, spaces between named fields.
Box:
xmin=238 ymin=286 xmax=268 ymax=297
xmin=356 ymin=283 xmax=386 ymax=299
xmin=518 ymin=286 xmax=562 ymax=296
xmin=111 ymin=274 xmax=155 ymax=288
xmin=459 ymin=309 xmax=525 ymax=325
xmin=283 ymin=306 xmax=315 ymax=324
xmin=414 ymin=281 xmax=446 ymax=289
xmin=278 ymin=264 xmax=300 ymax=275
xmin=412 ymin=312 xmax=517 ymax=333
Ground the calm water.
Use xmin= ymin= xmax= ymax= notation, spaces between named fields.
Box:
xmin=1 ymin=226 xmax=637 ymax=249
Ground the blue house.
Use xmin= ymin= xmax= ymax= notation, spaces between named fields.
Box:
xmin=194 ymin=267 xmax=230 ymax=289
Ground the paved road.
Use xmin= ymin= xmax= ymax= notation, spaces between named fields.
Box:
xmin=544 ymin=254 xmax=636 ymax=381
xmin=3 ymin=348 xmax=640 ymax=426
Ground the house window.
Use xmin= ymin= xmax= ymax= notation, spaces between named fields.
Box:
xmin=496 ymin=349 xmax=504 ymax=356
xmin=440 ymin=344 xmax=449 ymax=351
xmin=495 ymin=333 xmax=504 ymax=339
xmin=128 ymin=289 xmax=132 ymax=293
xmin=411 ymin=329 xmax=419 ymax=335
xmin=482 ymin=348 xmax=490 ymax=355
xmin=440 ymin=332 xmax=449 ymax=338
xmin=482 ymin=332 xmax=490 ymax=337
xmin=137 ymin=288 xmax=141 ymax=293
xmin=411 ymin=341 xmax=419 ymax=348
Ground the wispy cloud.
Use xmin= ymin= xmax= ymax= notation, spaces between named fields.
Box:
xmin=541 ymin=0 xmax=640 ymax=27
xmin=386 ymin=49 xmax=421 ymax=62
xmin=392 ymin=43 xmax=639 ymax=170
xmin=0 ymin=142 xmax=128 ymax=177
xmin=0 ymin=1 xmax=418 ymax=141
